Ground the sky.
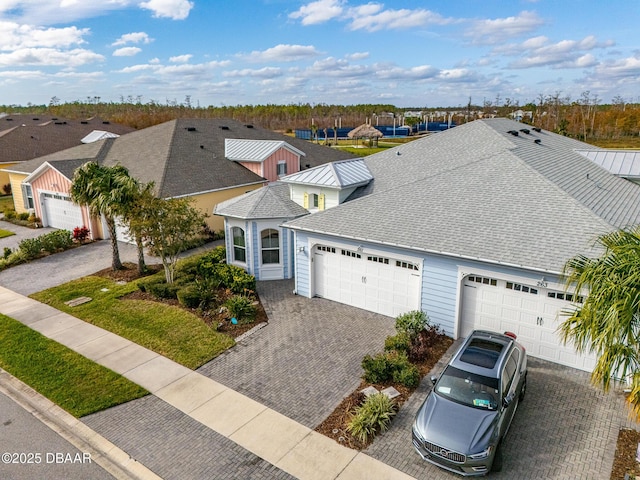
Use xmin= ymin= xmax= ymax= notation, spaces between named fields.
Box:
xmin=0 ymin=0 xmax=638 ymax=108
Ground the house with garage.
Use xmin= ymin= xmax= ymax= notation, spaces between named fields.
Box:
xmin=215 ymin=118 xmax=640 ymax=373
xmin=1 ymin=117 xmax=354 ymax=238
xmin=0 ymin=114 xmax=134 ymax=189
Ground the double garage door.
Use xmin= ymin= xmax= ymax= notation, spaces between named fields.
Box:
xmin=460 ymin=274 xmax=597 ymax=372
xmin=42 ymin=193 xmax=83 ymax=231
xmin=313 ymin=244 xmax=421 ymax=318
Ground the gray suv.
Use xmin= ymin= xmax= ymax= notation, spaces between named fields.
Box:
xmin=412 ymin=330 xmax=527 ymax=476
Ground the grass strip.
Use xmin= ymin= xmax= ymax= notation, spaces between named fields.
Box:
xmin=31 ymin=276 xmax=235 ymax=369
xmin=0 ymin=228 xmax=15 ymax=239
xmin=0 ymin=314 xmax=148 ymax=417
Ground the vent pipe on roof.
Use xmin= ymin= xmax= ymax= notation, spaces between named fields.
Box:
xmin=186 ymin=127 xmax=196 ymax=132
xmin=520 ymin=128 xmax=530 ymax=134
xmin=532 ymin=127 xmax=541 ymax=133
xmin=219 ymin=126 xmax=229 ymax=130
xmin=534 ymin=139 xmax=541 ymax=145
xmin=245 ymin=124 xmax=254 ymax=128
xmin=507 ymin=130 xmax=519 ymax=136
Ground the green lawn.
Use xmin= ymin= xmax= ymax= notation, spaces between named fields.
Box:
xmin=0 ymin=195 xmax=13 ymax=212
xmin=0 ymin=314 xmax=148 ymax=417
xmin=31 ymin=276 xmax=235 ymax=369
xmin=0 ymin=228 xmax=14 ymax=239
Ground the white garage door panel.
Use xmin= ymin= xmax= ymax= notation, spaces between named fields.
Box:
xmin=461 ymin=274 xmax=597 ymax=372
xmin=42 ymin=193 xmax=83 ymax=231
xmin=313 ymin=244 xmax=421 ymax=318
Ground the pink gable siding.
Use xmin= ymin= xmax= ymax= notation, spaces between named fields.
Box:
xmin=29 ymin=168 xmax=92 ymax=230
xmin=238 ymin=147 xmax=300 ymax=182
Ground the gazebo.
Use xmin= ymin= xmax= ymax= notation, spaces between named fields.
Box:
xmin=348 ymin=123 xmax=383 ymax=147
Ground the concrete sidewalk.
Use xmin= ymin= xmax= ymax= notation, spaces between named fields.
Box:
xmin=0 ymin=286 xmax=414 ymax=480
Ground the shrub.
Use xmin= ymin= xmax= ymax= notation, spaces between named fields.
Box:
xmin=4 ymin=209 xmax=16 ymax=220
xmin=346 ymin=393 xmax=397 ymax=443
xmin=3 ymin=247 xmax=12 ymax=260
xmin=361 ymin=350 xmax=420 ymax=388
xmin=41 ymin=230 xmax=73 ymax=253
xmin=177 ymin=285 xmax=203 ymax=309
xmin=18 ymin=237 xmax=43 ymax=259
xmin=17 ymin=212 xmax=29 ymax=221
xmin=384 ymin=332 xmax=411 ymax=354
xmin=196 ymin=247 xmax=227 ymax=277
xmin=224 ymin=295 xmax=256 ymax=324
xmin=392 ymin=363 xmax=420 ymax=388
xmin=2 ymin=183 xmax=11 ymax=195
xmin=395 ymin=310 xmax=430 ymax=340
xmin=147 ymin=281 xmax=180 ymax=299
xmin=72 ymin=226 xmax=90 ymax=243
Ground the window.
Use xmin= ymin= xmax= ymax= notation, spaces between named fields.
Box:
xmin=261 ymin=229 xmax=279 ymax=264
xmin=317 ymin=245 xmax=336 ymax=253
xmin=468 ymin=275 xmax=497 ymax=286
xmin=21 ymin=184 xmax=34 ymax=209
xmin=312 ymin=193 xmax=319 ymax=207
xmin=548 ymin=291 xmax=583 ymax=303
xmin=396 ymin=260 xmax=419 ymax=271
xmin=501 ymin=351 xmax=519 ymax=397
xmin=232 ymin=227 xmax=246 ymax=263
xmin=342 ymin=249 xmax=361 ymax=258
xmin=277 ymin=161 xmax=287 ymax=176
xmin=506 ymin=282 xmax=538 ymax=295
xmin=367 ymin=255 xmax=389 ymax=264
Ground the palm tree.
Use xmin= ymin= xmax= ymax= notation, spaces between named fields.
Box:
xmin=119 ymin=181 xmax=156 ymax=275
xmin=70 ymin=163 xmax=136 ymax=271
xmin=560 ymin=227 xmax=640 ymax=418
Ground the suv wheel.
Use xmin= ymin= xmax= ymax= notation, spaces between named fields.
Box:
xmin=519 ymin=374 xmax=527 ymax=402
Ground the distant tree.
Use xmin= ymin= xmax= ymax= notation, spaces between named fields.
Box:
xmin=560 ymin=227 xmax=640 ymax=419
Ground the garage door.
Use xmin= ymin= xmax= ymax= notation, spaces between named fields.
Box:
xmin=460 ymin=274 xmax=597 ymax=372
xmin=42 ymin=193 xmax=83 ymax=231
xmin=313 ymin=244 xmax=421 ymax=317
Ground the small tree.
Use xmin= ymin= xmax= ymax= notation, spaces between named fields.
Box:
xmin=137 ymin=196 xmax=205 ymax=284
xmin=560 ymin=227 xmax=640 ymax=419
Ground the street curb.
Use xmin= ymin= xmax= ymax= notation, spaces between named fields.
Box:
xmin=0 ymin=368 xmax=163 ymax=480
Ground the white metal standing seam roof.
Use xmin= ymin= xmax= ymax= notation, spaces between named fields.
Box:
xmin=575 ymin=149 xmax=640 ymax=179
xmin=224 ymin=139 xmax=306 ymax=162
xmin=280 ymin=158 xmax=373 ymax=188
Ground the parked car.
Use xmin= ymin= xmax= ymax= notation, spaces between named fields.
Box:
xmin=412 ymin=330 xmax=527 ymax=476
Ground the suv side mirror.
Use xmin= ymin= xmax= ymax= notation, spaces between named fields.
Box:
xmin=502 ymin=392 xmax=516 ymax=408
xmin=430 ymin=375 xmax=437 ymax=386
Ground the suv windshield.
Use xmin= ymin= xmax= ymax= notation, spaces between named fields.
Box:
xmin=435 ymin=366 xmax=500 ymax=410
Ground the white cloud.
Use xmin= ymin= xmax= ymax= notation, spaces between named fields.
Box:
xmin=347 ymin=6 xmax=451 ymax=32
xmin=112 ymin=32 xmax=152 ymax=46
xmin=375 ymin=64 xmax=439 ymax=80
xmin=113 ymin=47 xmax=142 ymax=57
xmin=0 ymin=21 xmax=89 ymax=50
xmin=466 ymin=11 xmax=544 ymax=45
xmin=224 ymin=67 xmax=282 ymax=79
xmin=346 ymin=52 xmax=369 ymax=61
xmin=247 ymin=44 xmax=320 ymax=63
xmin=289 ymin=0 xmax=344 ymax=25
xmin=169 ymin=54 xmax=192 ymax=63
xmin=140 ymin=0 xmax=194 ymax=20
xmin=0 ymin=47 xmax=104 ymax=67
xmin=503 ymin=35 xmax=614 ymax=69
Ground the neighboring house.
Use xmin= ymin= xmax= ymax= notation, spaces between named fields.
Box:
xmin=1 ymin=118 xmax=354 ymax=237
xmin=216 ymin=118 xmax=640 ymax=373
xmin=575 ymin=149 xmax=640 ymax=185
xmin=0 ymin=114 xmax=134 ymax=189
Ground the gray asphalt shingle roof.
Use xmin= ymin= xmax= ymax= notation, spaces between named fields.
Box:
xmin=215 ymin=182 xmax=308 ymax=219
xmin=285 ymin=118 xmax=640 ymax=274
xmin=6 ymin=118 xmax=355 ymax=198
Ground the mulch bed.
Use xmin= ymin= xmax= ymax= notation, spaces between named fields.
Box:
xmin=611 ymin=428 xmax=640 ymax=480
xmin=315 ymin=332 xmax=453 ymax=450
xmin=93 ymin=262 xmax=268 ymax=338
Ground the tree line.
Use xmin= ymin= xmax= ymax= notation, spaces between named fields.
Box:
xmin=2 ymin=92 xmax=639 ymax=143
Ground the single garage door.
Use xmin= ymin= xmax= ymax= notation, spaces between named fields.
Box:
xmin=460 ymin=274 xmax=597 ymax=372
xmin=42 ymin=193 xmax=83 ymax=232
xmin=313 ymin=244 xmax=421 ymax=318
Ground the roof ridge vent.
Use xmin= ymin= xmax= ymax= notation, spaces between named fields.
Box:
xmin=219 ymin=125 xmax=229 ymax=130
xmin=244 ymin=124 xmax=254 ymax=128
xmin=507 ymin=130 xmax=519 ymax=136
xmin=519 ymin=128 xmax=530 ymax=134
xmin=186 ymin=127 xmax=197 ymax=132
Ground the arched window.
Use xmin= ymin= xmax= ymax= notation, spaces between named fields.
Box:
xmin=261 ymin=228 xmax=279 ymax=264
xmin=232 ymin=227 xmax=246 ymax=263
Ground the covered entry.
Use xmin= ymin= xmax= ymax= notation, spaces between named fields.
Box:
xmin=312 ymin=243 xmax=421 ymax=318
